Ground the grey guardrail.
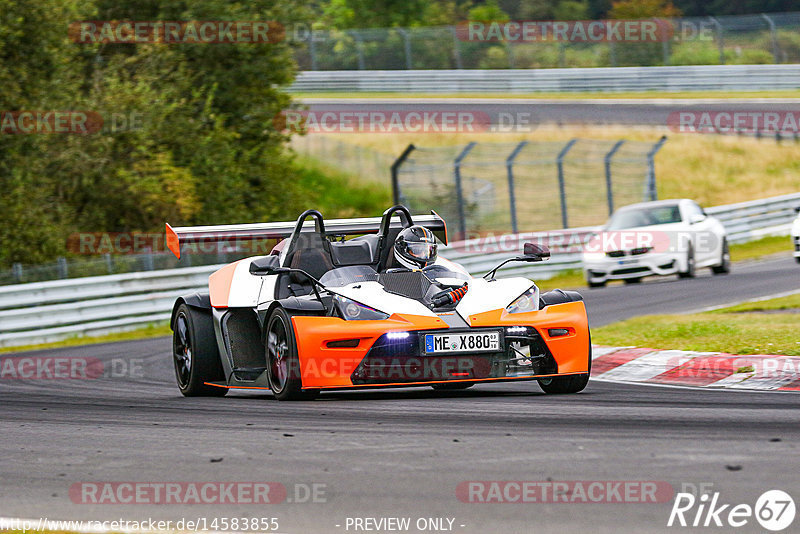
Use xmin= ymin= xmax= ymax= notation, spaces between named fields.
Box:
xmin=290 ymin=65 xmax=800 ymax=93
xmin=1 ymin=192 xmax=798 ymax=348
xmin=0 ymin=265 xmax=223 ymax=348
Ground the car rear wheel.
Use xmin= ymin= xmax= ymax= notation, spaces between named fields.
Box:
xmin=266 ymin=307 xmax=319 ymax=401
xmin=712 ymin=239 xmax=731 ymax=274
xmin=172 ymin=304 xmax=227 ymax=397
xmin=587 ymin=279 xmax=606 ymax=288
xmin=623 ymin=277 xmax=642 ymax=284
xmin=431 ymin=382 xmax=474 ymax=391
xmin=678 ymin=244 xmax=696 ymax=279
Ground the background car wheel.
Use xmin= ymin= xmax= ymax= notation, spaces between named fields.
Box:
xmin=431 ymin=382 xmax=474 ymax=391
xmin=678 ymin=244 xmax=696 ymax=279
xmin=172 ymin=304 xmax=227 ymax=397
xmin=587 ymin=280 xmax=606 ymax=288
xmin=712 ymin=239 xmax=731 ymax=274
xmin=623 ymin=277 xmax=642 ymax=284
xmin=266 ymin=307 xmax=319 ymax=401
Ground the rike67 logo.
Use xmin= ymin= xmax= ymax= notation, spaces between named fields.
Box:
xmin=669 ymin=489 xmax=795 ymax=531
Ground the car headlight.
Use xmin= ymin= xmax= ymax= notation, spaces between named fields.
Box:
xmin=333 ymin=295 xmax=389 ymax=321
xmin=505 ymin=287 xmax=538 ymax=314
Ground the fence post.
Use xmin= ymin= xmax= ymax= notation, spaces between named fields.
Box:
xmin=760 ymin=13 xmax=780 ymax=63
xmin=556 ymin=139 xmax=578 ymax=229
xmin=104 ymin=253 xmax=114 ymax=274
xmin=12 ymin=263 xmax=22 ymax=283
xmin=57 ymin=257 xmax=68 ymax=279
xmin=709 ymin=17 xmax=725 ymax=64
xmin=646 ymin=136 xmax=667 ymax=201
xmin=308 ymin=31 xmax=318 ymax=70
xmin=351 ymin=31 xmax=366 ymax=70
xmin=454 ymin=142 xmax=477 ymax=240
xmin=604 ymin=140 xmax=626 ymax=215
xmin=397 ymin=28 xmax=413 ymax=69
xmin=450 ymin=26 xmax=463 ymax=69
xmin=506 ymin=141 xmax=528 ymax=234
xmin=609 ymin=41 xmax=617 ymax=67
xmin=391 ymin=144 xmax=416 ymax=204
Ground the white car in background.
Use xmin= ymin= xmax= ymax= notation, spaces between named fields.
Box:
xmin=582 ymin=199 xmax=730 ymax=288
xmin=792 ymin=208 xmax=800 ymax=263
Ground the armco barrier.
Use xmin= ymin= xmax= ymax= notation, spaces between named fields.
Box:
xmin=0 ymin=193 xmax=798 ymax=348
xmin=290 ymin=65 xmax=800 ymax=93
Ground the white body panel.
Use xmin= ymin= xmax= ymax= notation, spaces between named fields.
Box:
xmin=227 ymin=257 xmax=265 ymax=307
xmin=792 ymin=214 xmax=800 ymax=260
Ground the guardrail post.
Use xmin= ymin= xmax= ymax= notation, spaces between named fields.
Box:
xmin=450 ymin=26 xmax=463 ymax=69
xmin=604 ymin=140 xmax=626 ymax=215
xmin=645 ymin=136 xmax=667 ymax=201
xmin=454 ymin=142 xmax=477 ymax=240
xmin=506 ymin=141 xmax=528 ymax=234
xmin=104 ymin=253 xmax=114 ymax=274
xmin=391 ymin=144 xmax=416 ymax=205
xmin=12 ymin=263 xmax=22 ymax=283
xmin=609 ymin=41 xmax=617 ymax=67
xmin=710 ymin=17 xmax=725 ymax=64
xmin=760 ymin=13 xmax=780 ymax=63
xmin=556 ymin=139 xmax=578 ymax=229
xmin=397 ymin=29 xmax=413 ymax=69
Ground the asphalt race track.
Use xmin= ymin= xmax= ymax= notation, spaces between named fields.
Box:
xmin=1 ymin=256 xmax=798 ymax=534
xmin=302 ymin=97 xmax=800 ymax=130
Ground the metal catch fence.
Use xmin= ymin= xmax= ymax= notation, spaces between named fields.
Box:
xmin=392 ymin=137 xmax=667 ymax=240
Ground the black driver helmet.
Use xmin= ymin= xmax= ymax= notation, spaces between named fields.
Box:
xmin=393 ymin=225 xmax=438 ymax=269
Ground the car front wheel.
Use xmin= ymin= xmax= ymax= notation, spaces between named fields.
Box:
xmin=266 ymin=307 xmax=319 ymax=401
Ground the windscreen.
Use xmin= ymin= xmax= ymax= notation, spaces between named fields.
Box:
xmin=319 ymin=265 xmax=379 ymax=287
xmin=606 ymin=205 xmax=682 ymax=230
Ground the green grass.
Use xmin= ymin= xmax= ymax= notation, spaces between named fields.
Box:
xmin=0 ymin=322 xmax=170 ymax=355
xmin=293 ymin=90 xmax=800 ymax=100
xmin=593 ymin=295 xmax=800 ymax=356
xmin=730 ymin=234 xmax=796 ymax=262
xmin=292 ymin=155 xmax=391 ymax=218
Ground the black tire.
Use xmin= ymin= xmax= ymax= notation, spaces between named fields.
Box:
xmin=678 ymin=244 xmax=696 ymax=279
xmin=172 ymin=304 xmax=227 ymax=397
xmin=431 ymin=382 xmax=474 ymax=391
xmin=266 ymin=307 xmax=319 ymax=401
xmin=538 ymin=337 xmax=591 ymax=394
xmin=796 ymin=256 xmax=800 ymax=264
xmin=623 ymin=277 xmax=642 ymax=284
xmin=712 ymin=239 xmax=731 ymax=274
xmin=587 ymin=279 xmax=606 ymax=288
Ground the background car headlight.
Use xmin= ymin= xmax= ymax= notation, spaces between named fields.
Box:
xmin=333 ymin=295 xmax=389 ymax=321
xmin=505 ymin=287 xmax=538 ymax=314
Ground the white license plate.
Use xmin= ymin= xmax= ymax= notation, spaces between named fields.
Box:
xmin=424 ymin=331 xmax=501 ymax=354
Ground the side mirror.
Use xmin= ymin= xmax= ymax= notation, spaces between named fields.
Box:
xmin=522 ymin=243 xmax=550 ymax=262
xmin=689 ymin=213 xmax=706 ymax=225
xmin=249 ymin=255 xmax=281 ymax=276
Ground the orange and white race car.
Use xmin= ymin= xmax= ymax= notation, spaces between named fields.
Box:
xmin=166 ymin=206 xmax=591 ymax=400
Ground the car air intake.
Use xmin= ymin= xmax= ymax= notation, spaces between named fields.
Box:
xmin=378 ymin=271 xmax=432 ymax=300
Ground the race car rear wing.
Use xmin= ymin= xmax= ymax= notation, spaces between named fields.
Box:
xmin=166 ymin=209 xmax=447 ymax=259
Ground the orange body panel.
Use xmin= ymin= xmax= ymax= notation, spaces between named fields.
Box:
xmin=208 ymin=260 xmax=244 ymax=308
xmin=292 ymin=314 xmax=447 ymax=388
xmin=291 ymin=301 xmax=590 ymax=389
xmin=468 ymin=300 xmax=591 ymax=375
